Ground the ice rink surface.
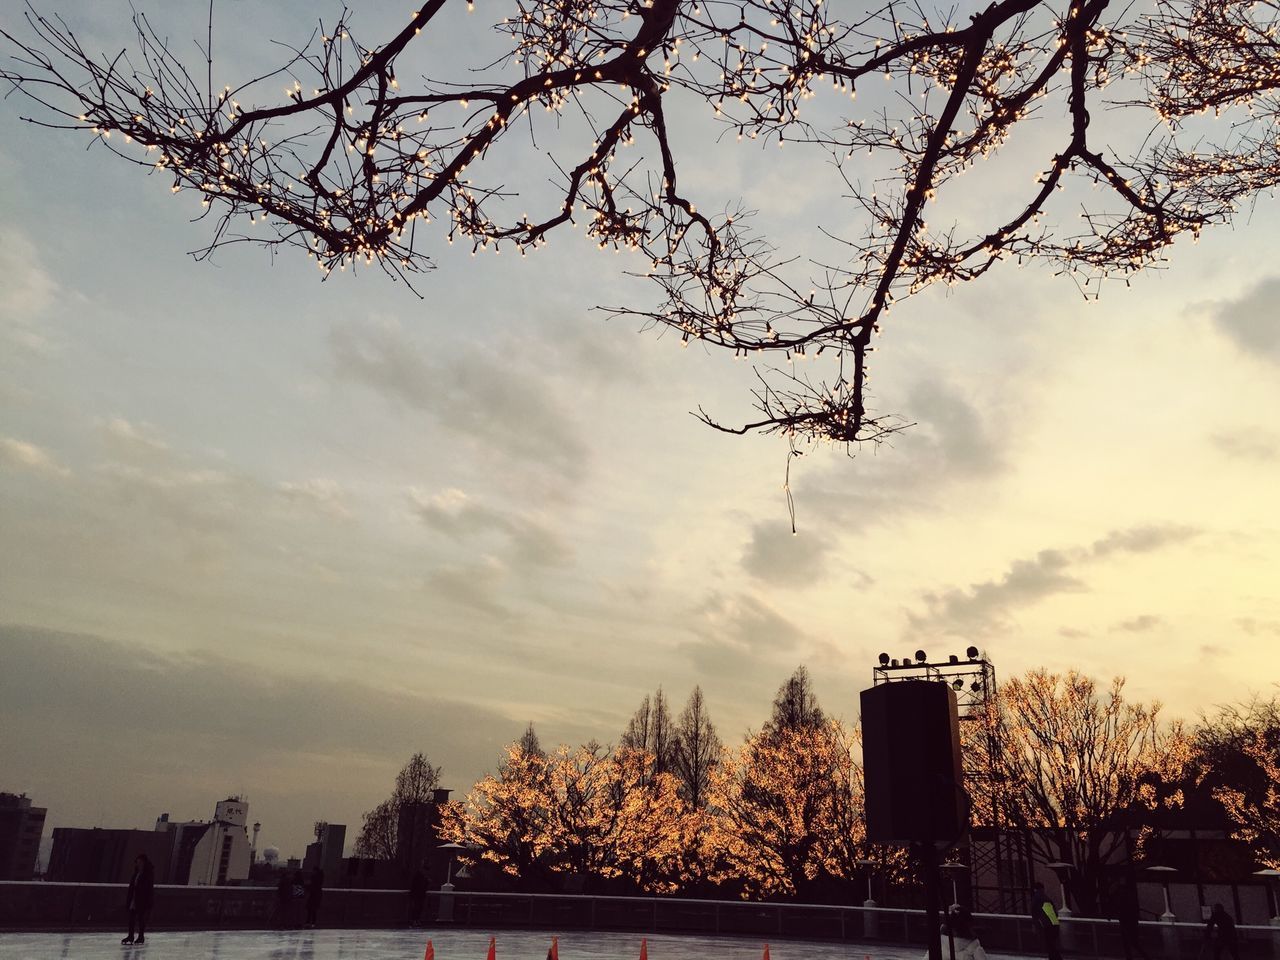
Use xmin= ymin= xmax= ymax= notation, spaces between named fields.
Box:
xmin=0 ymin=929 xmax=1035 ymax=960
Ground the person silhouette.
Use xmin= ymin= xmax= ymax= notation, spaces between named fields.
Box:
xmin=1031 ymin=881 xmax=1063 ymax=960
xmin=122 ymin=854 xmax=154 ymax=945
xmin=1204 ymin=903 xmax=1240 ymax=960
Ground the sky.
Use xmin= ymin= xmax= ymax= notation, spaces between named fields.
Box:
xmin=1 ymin=0 xmax=1279 ymax=862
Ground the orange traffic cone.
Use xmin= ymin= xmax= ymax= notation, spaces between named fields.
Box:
xmin=486 ymin=938 xmax=496 ymax=960
xmin=424 ymin=941 xmax=435 ymax=960
xmin=762 ymin=944 xmax=770 ymax=960
xmin=639 ymin=939 xmax=648 ymax=960
xmin=547 ymin=938 xmax=560 ymax=960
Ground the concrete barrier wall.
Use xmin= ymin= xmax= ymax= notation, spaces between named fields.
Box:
xmin=2 ymin=882 xmax=1278 ymax=959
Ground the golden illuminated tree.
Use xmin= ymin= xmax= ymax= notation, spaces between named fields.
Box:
xmin=549 ymin=742 xmax=694 ymax=890
xmin=992 ymin=670 xmax=1190 ymax=915
xmin=5 ymin=0 xmax=1277 ymax=446
xmin=438 ymin=734 xmax=555 ymax=885
xmin=449 ymin=738 xmax=696 ymax=892
xmin=707 ymin=668 xmax=893 ymax=899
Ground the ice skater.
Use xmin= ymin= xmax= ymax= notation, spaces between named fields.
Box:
xmin=408 ymin=867 xmax=429 ymax=927
xmin=1031 ymin=881 xmax=1063 ymax=960
xmin=305 ymin=866 xmax=324 ymax=927
xmin=1111 ymin=877 xmax=1149 ymax=960
xmin=122 ymin=854 xmax=154 ymax=945
xmin=1204 ymin=903 xmax=1240 ymax=960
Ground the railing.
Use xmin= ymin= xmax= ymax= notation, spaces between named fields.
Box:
xmin=2 ymin=882 xmax=1278 ymax=958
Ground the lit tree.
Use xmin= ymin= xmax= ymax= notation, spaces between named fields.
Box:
xmin=542 ymin=741 xmax=692 ymax=891
xmin=710 ymin=716 xmax=873 ymax=898
xmin=992 ymin=670 xmax=1190 ymax=915
xmin=707 ymin=668 xmax=875 ymax=898
xmin=439 ymin=734 xmax=555 ymax=885
xmin=4 ymin=0 xmax=1275 ymax=446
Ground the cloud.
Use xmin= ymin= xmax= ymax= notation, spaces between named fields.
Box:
xmin=0 ymin=623 xmax=521 ymax=855
xmin=0 ymin=229 xmax=60 ymax=356
xmin=679 ymin=592 xmax=808 ymax=678
xmin=423 ymin=558 xmax=514 ymax=620
xmin=1089 ymin=525 xmax=1198 ymax=558
xmin=103 ymin=416 xmax=170 ymax=454
xmin=277 ymin=478 xmax=352 ymax=520
xmin=1210 ymin=429 xmax=1279 ymax=463
xmin=1116 ymin=614 xmax=1163 ymax=633
xmin=741 ymin=521 xmax=832 ymax=585
xmin=330 ymin=320 xmax=588 ymax=479
xmin=800 ymin=378 xmax=1004 ymax=532
xmin=1238 ymin=617 xmax=1280 ymax=637
xmin=411 ymin=487 xmax=571 ymax=569
xmin=0 ymin=436 xmax=70 ymax=477
xmin=910 ymin=548 xmax=1084 ymax=636
xmin=1210 ymin=277 xmax=1280 ymax=363
xmin=908 ymin=524 xmax=1198 ymax=638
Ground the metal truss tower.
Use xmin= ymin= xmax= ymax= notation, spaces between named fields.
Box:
xmin=871 ymin=647 xmax=1031 ymax=913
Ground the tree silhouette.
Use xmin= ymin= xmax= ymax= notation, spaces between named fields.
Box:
xmin=672 ymin=685 xmax=722 ymax=809
xmin=353 ymin=751 xmax=442 ymax=863
xmin=1194 ymin=696 xmax=1280 ymax=870
xmin=5 ymin=0 xmax=1272 ymax=446
xmin=990 ymin=670 xmax=1190 ymax=915
xmin=621 ymin=687 xmax=677 ymax=779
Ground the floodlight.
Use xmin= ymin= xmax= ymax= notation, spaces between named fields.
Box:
xmin=878 ymin=652 xmax=890 ymax=666
xmin=966 ymin=645 xmax=980 ymax=660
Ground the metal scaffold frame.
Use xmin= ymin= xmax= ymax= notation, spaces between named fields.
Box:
xmin=871 ymin=648 xmax=1031 ymax=913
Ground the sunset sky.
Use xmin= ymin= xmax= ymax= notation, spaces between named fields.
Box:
xmin=2 ymin=0 xmax=1278 ymax=860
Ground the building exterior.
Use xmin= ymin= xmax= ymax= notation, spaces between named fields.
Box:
xmin=47 ymin=828 xmax=172 ymax=883
xmin=0 ymin=793 xmax=47 ymax=880
xmin=155 ymin=798 xmax=252 ymax=885
xmin=303 ymin=821 xmax=346 ymax=880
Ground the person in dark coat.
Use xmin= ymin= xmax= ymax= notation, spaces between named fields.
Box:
xmin=122 ymin=854 xmax=155 ymax=944
xmin=1112 ymin=878 xmax=1149 ymax=960
xmin=274 ymin=871 xmax=292 ymax=927
xmin=1031 ymin=881 xmax=1063 ymax=960
xmin=1204 ymin=903 xmax=1241 ymax=960
xmin=408 ymin=868 xmax=429 ymax=927
xmin=305 ymin=867 xmax=324 ymax=927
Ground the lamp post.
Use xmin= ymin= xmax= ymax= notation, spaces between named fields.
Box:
xmin=856 ymin=858 xmax=881 ymax=941
xmin=855 ymin=859 xmax=878 ymax=907
xmin=1253 ymin=868 xmax=1280 ymax=926
xmin=940 ymin=863 xmax=969 ymax=912
xmin=1145 ymin=865 xmax=1177 ymax=922
xmin=436 ymin=842 xmax=466 ymax=922
xmin=1047 ymin=862 xmax=1073 ymax=918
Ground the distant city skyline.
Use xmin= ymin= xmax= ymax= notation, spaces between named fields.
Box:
xmin=2 ymin=0 xmax=1279 ymax=862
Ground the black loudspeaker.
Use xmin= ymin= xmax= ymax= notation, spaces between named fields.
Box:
xmin=860 ymin=680 xmax=966 ymax=843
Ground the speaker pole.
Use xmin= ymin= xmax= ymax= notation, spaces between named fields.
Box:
xmin=920 ymin=841 xmax=943 ymax=960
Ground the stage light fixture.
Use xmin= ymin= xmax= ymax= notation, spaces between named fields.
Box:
xmin=915 ymin=650 xmax=927 ymax=663
xmin=966 ymin=645 xmax=980 ymax=660
xmin=878 ymin=652 xmax=890 ymax=666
